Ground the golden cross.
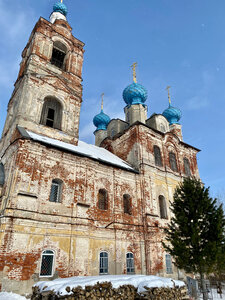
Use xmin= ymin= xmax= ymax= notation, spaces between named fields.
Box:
xmin=166 ymin=86 xmax=171 ymax=105
xmin=131 ymin=62 xmax=137 ymax=83
xmin=61 ymin=0 xmax=63 ymax=3
xmin=101 ymin=93 xmax=104 ymax=110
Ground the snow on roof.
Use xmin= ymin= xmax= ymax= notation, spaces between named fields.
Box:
xmin=19 ymin=127 xmax=135 ymax=172
xmin=34 ymin=275 xmax=185 ymax=297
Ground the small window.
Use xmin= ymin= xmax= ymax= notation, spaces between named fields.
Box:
xmin=154 ymin=146 xmax=163 ymax=167
xmin=49 ymin=179 xmax=62 ymax=202
xmin=98 ymin=189 xmax=108 ymax=210
xmin=0 ymin=163 xmax=5 ymax=186
xmin=111 ymin=128 xmax=115 ymax=137
xmin=126 ymin=252 xmax=135 ymax=274
xmin=51 ymin=41 xmax=67 ymax=69
xmin=169 ymin=152 xmax=178 ymax=172
xmin=40 ymin=250 xmax=54 ymax=277
xmin=123 ymin=194 xmax=132 ymax=215
xmin=40 ymin=97 xmax=62 ymax=129
xmin=166 ymin=254 xmax=173 ymax=274
xmin=99 ymin=252 xmax=108 ymax=274
xmin=159 ymin=195 xmax=167 ymax=219
xmin=160 ymin=123 xmax=166 ymax=133
xmin=184 ymin=158 xmax=191 ymax=176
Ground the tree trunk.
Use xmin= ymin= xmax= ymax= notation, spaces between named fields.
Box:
xmin=200 ymin=273 xmax=208 ymax=300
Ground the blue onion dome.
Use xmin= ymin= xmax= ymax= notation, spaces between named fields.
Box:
xmin=162 ymin=104 xmax=182 ymax=125
xmin=53 ymin=2 xmax=68 ymax=16
xmin=123 ymin=82 xmax=148 ymax=105
xmin=93 ymin=110 xmax=111 ymax=131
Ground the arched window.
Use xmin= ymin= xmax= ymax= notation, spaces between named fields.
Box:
xmin=0 ymin=163 xmax=5 ymax=186
xmin=154 ymin=145 xmax=163 ymax=167
xmin=159 ymin=195 xmax=168 ymax=219
xmin=111 ymin=128 xmax=115 ymax=137
xmin=123 ymin=194 xmax=132 ymax=215
xmin=40 ymin=250 xmax=54 ymax=277
xmin=40 ymin=97 xmax=62 ymax=129
xmin=165 ymin=254 xmax=173 ymax=274
xmin=184 ymin=158 xmax=191 ymax=176
xmin=160 ymin=123 xmax=166 ymax=133
xmin=49 ymin=179 xmax=62 ymax=203
xmin=169 ymin=152 xmax=178 ymax=172
xmin=99 ymin=252 xmax=108 ymax=274
xmin=51 ymin=41 xmax=67 ymax=69
xmin=98 ymin=189 xmax=108 ymax=210
xmin=126 ymin=252 xmax=135 ymax=274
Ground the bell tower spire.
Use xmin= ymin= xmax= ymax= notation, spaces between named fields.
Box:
xmin=1 ymin=2 xmax=85 ymax=154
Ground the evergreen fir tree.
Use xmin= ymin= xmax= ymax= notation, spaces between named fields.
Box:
xmin=163 ymin=177 xmax=225 ymax=300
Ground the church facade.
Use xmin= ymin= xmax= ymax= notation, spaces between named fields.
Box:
xmin=0 ymin=2 xmax=200 ymax=295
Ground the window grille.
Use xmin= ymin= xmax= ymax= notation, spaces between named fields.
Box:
xmin=166 ymin=254 xmax=173 ymax=274
xmin=51 ymin=48 xmax=66 ymax=69
xmin=49 ymin=179 xmax=62 ymax=202
xmin=159 ymin=195 xmax=168 ymax=219
xmin=123 ymin=194 xmax=132 ymax=215
xmin=154 ymin=145 xmax=163 ymax=167
xmin=46 ymin=108 xmax=55 ymax=127
xmin=126 ymin=253 xmax=135 ymax=274
xmin=40 ymin=250 xmax=54 ymax=277
xmin=51 ymin=41 xmax=67 ymax=69
xmin=40 ymin=97 xmax=62 ymax=129
xmin=184 ymin=158 xmax=191 ymax=176
xmin=98 ymin=189 xmax=108 ymax=210
xmin=0 ymin=163 xmax=5 ymax=186
xmin=169 ymin=152 xmax=178 ymax=172
xmin=99 ymin=252 xmax=108 ymax=274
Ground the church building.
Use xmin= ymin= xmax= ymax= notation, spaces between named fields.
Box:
xmin=0 ymin=2 xmax=200 ymax=294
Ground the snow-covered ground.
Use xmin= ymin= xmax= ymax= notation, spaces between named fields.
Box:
xmin=0 ymin=292 xmax=27 ymax=300
xmin=34 ymin=274 xmax=185 ymax=297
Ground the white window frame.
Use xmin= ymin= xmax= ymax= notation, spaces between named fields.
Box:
xmin=99 ymin=251 xmax=108 ymax=275
xmin=126 ymin=252 xmax=135 ymax=274
xmin=40 ymin=250 xmax=55 ymax=277
xmin=165 ymin=254 xmax=173 ymax=274
xmin=49 ymin=179 xmax=62 ymax=203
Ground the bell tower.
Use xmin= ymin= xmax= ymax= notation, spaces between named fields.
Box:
xmin=1 ymin=1 xmax=84 ymax=153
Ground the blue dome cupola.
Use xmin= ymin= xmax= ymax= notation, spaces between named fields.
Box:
xmin=53 ymin=1 xmax=68 ymax=16
xmin=93 ymin=94 xmax=110 ymax=131
xmin=123 ymin=62 xmax=148 ymax=106
xmin=162 ymin=86 xmax=182 ymax=125
xmin=163 ymin=105 xmax=182 ymax=125
xmin=123 ymin=83 xmax=148 ymax=106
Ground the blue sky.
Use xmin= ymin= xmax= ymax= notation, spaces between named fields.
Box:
xmin=0 ymin=0 xmax=224 ymax=201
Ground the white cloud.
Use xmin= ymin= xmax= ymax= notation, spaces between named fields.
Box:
xmin=185 ymin=70 xmax=214 ymax=111
xmin=186 ymin=95 xmax=209 ymax=110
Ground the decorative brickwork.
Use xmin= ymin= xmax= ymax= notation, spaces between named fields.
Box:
xmin=0 ymin=6 xmax=200 ymax=296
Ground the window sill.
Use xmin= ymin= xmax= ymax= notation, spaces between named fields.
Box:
xmin=18 ymin=191 xmax=37 ymax=198
xmin=77 ymin=202 xmax=90 ymax=208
